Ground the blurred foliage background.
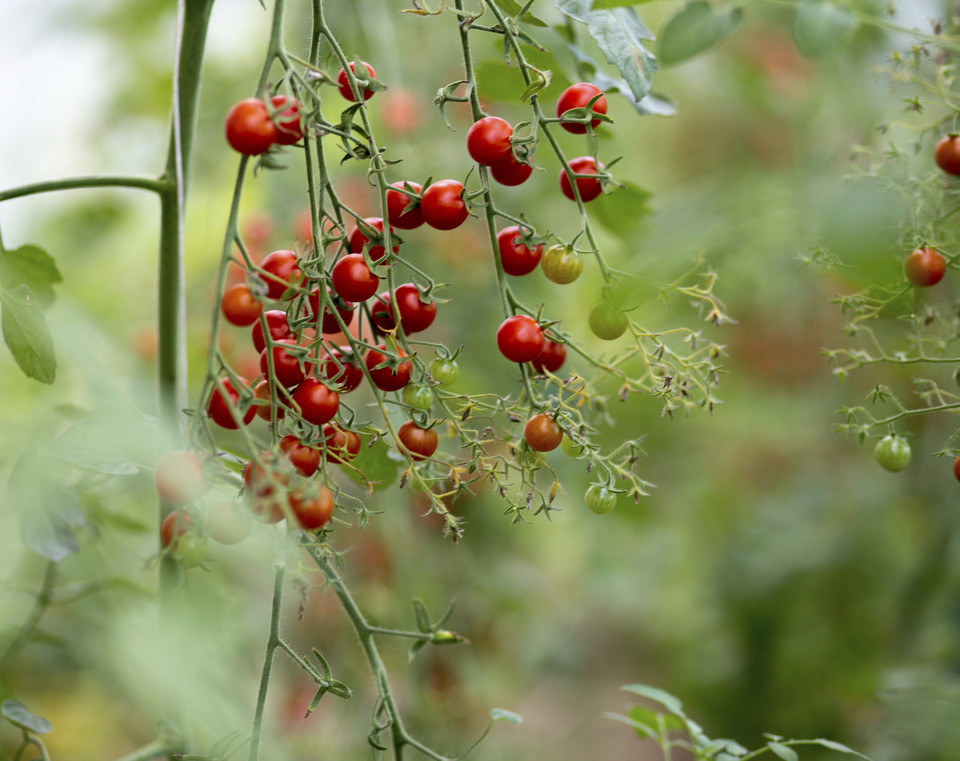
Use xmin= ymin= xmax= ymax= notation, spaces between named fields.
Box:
xmin=2 ymin=0 xmax=960 ymax=760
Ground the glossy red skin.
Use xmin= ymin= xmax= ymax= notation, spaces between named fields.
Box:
xmin=420 ymin=180 xmax=469 ymax=230
xmin=466 ymin=116 xmax=513 ymax=166
xmin=904 ymin=247 xmax=946 ymax=287
xmin=221 ymin=283 xmax=263 ymax=326
xmin=497 ymin=315 xmax=544 ymax=362
xmin=497 ymin=226 xmax=542 ymax=276
xmin=308 ymin=287 xmax=355 ymax=334
xmin=252 ymin=310 xmax=293 ymax=353
xmin=386 ymin=182 xmax=423 ymax=229
xmin=260 ymin=338 xmax=309 ymax=388
xmin=161 ymin=510 xmax=193 ymax=548
xmin=365 ymin=345 xmax=412 ymax=391
xmin=531 ymin=339 xmax=567 ymax=374
xmin=337 ymin=61 xmax=376 ymax=102
xmin=332 ymin=254 xmax=380 ymax=302
xmin=225 ymin=98 xmax=278 ymax=155
xmin=270 ymin=95 xmax=303 ymax=145
xmin=208 ymin=377 xmax=256 ymax=429
xmin=320 ymin=348 xmax=364 ymax=392
xmin=292 ymin=377 xmax=341 ymax=425
xmin=253 ymin=378 xmax=285 ymax=421
xmin=397 ymin=420 xmax=438 ymax=461
xmin=524 ymin=414 xmax=563 ymax=452
xmin=559 ymin=157 xmax=603 ymax=202
xmin=348 ymin=217 xmax=397 ymax=263
xmin=323 ymin=425 xmax=361 ymax=463
xmin=289 ymin=487 xmax=334 ymax=530
xmin=491 ymin=155 xmax=533 ymax=186
xmin=279 ymin=434 xmax=321 ymax=477
xmin=935 ymin=135 xmax=960 ymax=176
xmin=556 ymin=83 xmax=607 ymax=134
xmin=155 ymin=451 xmax=207 ymax=505
xmin=371 ymin=284 xmax=436 ymax=334
xmin=258 ymin=250 xmax=302 ymax=300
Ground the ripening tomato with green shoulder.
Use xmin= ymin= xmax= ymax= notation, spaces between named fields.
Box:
xmin=524 ymin=414 xmax=563 ymax=452
xmin=397 ymin=420 xmax=439 ymax=461
xmin=540 ymin=245 xmax=583 ymax=284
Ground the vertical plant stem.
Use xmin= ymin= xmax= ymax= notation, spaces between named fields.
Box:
xmin=0 ymin=561 xmax=57 ymax=674
xmin=249 ymin=563 xmax=286 ymax=761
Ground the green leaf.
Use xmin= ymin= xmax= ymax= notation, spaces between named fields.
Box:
xmin=592 ymin=182 xmax=652 ymax=236
xmin=658 ymin=1 xmax=743 ymax=66
xmin=813 ymin=739 xmax=872 ymax=758
xmin=412 ymin=597 xmax=433 ymax=633
xmin=0 ymin=244 xmax=61 ymax=309
xmin=793 ymin=0 xmax=855 ymax=58
xmin=620 ymin=683 xmax=685 ymax=714
xmin=490 ymin=708 xmax=523 ymax=724
xmin=567 ymin=43 xmax=675 ymax=116
xmin=342 ymin=437 xmax=402 ymax=491
xmin=0 ymin=285 xmax=56 ymax=384
xmin=492 ymin=0 xmax=548 ymax=26
xmin=593 ymin=0 xmax=660 ymax=7
xmin=49 ymin=421 xmax=142 ymax=475
xmin=768 ymin=742 xmax=799 ymax=761
xmin=555 ymin=0 xmax=657 ymax=101
xmin=1 ymin=699 xmax=52 ymax=734
xmin=625 ymin=706 xmax=659 ymax=738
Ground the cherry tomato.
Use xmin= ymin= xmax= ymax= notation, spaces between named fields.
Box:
xmin=332 ymin=254 xmax=380 ymax=302
xmin=386 ymin=181 xmax=424 ymax=229
xmin=320 ymin=348 xmax=365 ymax=392
xmin=559 ymin=157 xmax=603 ymax=202
xmin=289 ymin=486 xmax=335 ymax=530
xmin=270 ymin=94 xmax=303 ymax=145
xmin=155 ymin=450 xmax=208 ymax=505
xmin=585 ymin=484 xmax=616 ymax=514
xmin=243 ymin=456 xmax=288 ymax=523
xmin=904 ymin=247 xmax=946 ymax=287
xmin=466 ymin=116 xmax=514 ymax=166
xmin=953 ymin=452 xmax=960 ymax=482
xmin=402 ymin=384 xmax=433 ymax=410
xmin=225 ymin=98 xmax=278 ymax=155
xmin=337 ymin=61 xmax=376 ymax=101
xmin=560 ymin=434 xmax=586 ymax=458
xmin=258 ymin=249 xmax=303 ymax=300
xmin=524 ymin=414 xmax=563 ymax=452
xmin=221 ymin=283 xmax=263 ymax=327
xmin=260 ymin=338 xmax=310 ymax=388
xmin=372 ymin=284 xmax=437 ymax=334
xmin=161 ymin=509 xmax=193 ymax=549
xmin=497 ymin=315 xmax=544 ymax=362
xmin=556 ymin=83 xmax=607 ymax=134
xmin=935 ymin=135 xmax=960 ymax=176
xmin=279 ymin=434 xmax=321 ymax=477
xmin=292 ymin=377 xmax=341 ymax=425
xmin=253 ymin=378 xmax=285 ymax=421
xmin=349 ymin=217 xmax=398 ymax=263
xmin=204 ymin=500 xmax=253 ymax=545
xmin=323 ymin=424 xmax=361 ymax=464
xmin=208 ymin=376 xmax=256 ymax=429
xmin=541 ymin=245 xmax=583 ymax=284
xmin=365 ymin=345 xmax=412 ymax=391
xmin=429 ymin=357 xmax=459 ymax=386
xmin=420 ymin=180 xmax=469 ymax=230
xmin=307 ymin=287 xmax=355 ymax=334
xmin=397 ymin=420 xmax=439 ymax=460
xmin=874 ymin=435 xmax=911 ymax=472
xmin=497 ymin=227 xmax=542 ymax=276
xmin=490 ymin=154 xmax=533 ymax=186
xmin=589 ymin=303 xmax=628 ymax=341
xmin=252 ymin=310 xmax=293 ymax=353
xmin=531 ymin=339 xmax=566 ymax=374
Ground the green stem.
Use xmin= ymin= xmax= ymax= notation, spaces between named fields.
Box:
xmin=248 ymin=563 xmax=286 ymax=761
xmin=112 ymin=739 xmax=180 ymax=761
xmin=0 ymin=561 xmax=57 ymax=674
xmin=0 ymin=175 xmax=169 ymax=202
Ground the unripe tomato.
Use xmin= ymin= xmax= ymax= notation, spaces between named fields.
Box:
xmin=497 ymin=315 xmax=544 ymax=362
xmin=292 ymin=377 xmax=341 ymax=425
xmin=556 ymin=83 xmax=607 ymax=134
xmin=466 ymin=116 xmax=514 ymax=166
xmin=397 ymin=420 xmax=439 ymax=460
xmin=208 ymin=376 xmax=256 ymax=429
xmin=221 ymin=283 xmax=263 ymax=326
xmin=497 ymin=226 xmax=542 ymax=276
xmin=260 ymin=338 xmax=310 ymax=388
xmin=307 ymin=287 xmax=355 ymax=334
xmin=420 ymin=180 xmax=469 ymax=230
xmin=524 ymin=414 xmax=563 ymax=452
xmin=279 ymin=434 xmax=321 ymax=477
xmin=320 ymin=348 xmax=364 ymax=392
xmin=225 ymin=98 xmax=278 ymax=155
xmin=289 ymin=487 xmax=335 ymax=531
xmin=540 ymin=245 xmax=583 ymax=284
xmin=337 ymin=61 xmax=376 ymax=102
xmin=252 ymin=310 xmax=293 ymax=353
xmin=904 ymin=247 xmax=946 ymax=287
xmin=386 ymin=181 xmax=424 ymax=229
xmin=258 ymin=249 xmax=302 ymax=300
xmin=490 ymin=154 xmax=533 ymax=186
xmin=559 ymin=157 xmax=603 ymax=202
xmin=531 ymin=338 xmax=566 ymax=374
xmin=429 ymin=357 xmax=459 ymax=386
xmin=348 ymin=217 xmax=398 ymax=263
xmin=589 ymin=303 xmax=628 ymax=341
xmin=204 ymin=500 xmax=253 ymax=545
xmin=332 ymin=254 xmax=380 ymax=303
xmin=935 ymin=135 xmax=960 ymax=176
xmin=560 ymin=434 xmax=585 ymax=457
xmin=270 ymin=94 xmax=303 ymax=145
xmin=155 ymin=450 xmax=208 ymax=505
xmin=585 ymin=484 xmax=616 ymax=514
xmin=365 ymin=345 xmax=412 ymax=391
xmin=402 ymin=384 xmax=433 ymax=410
xmin=874 ymin=435 xmax=911 ymax=472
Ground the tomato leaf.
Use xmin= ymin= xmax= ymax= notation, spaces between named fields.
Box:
xmin=767 ymin=742 xmax=799 ymax=761
xmin=0 ymin=244 xmax=61 ymax=309
xmin=490 ymin=708 xmax=523 ymax=724
xmin=793 ymin=0 xmax=855 ymax=58
xmin=812 ymin=739 xmax=872 ymax=758
xmin=1 ymin=699 xmax=52 ymax=734
xmin=0 ymin=285 xmax=56 ymax=384
xmin=342 ymin=437 xmax=402 ymax=491
xmin=620 ymin=683 xmax=685 ymax=714
xmin=555 ymin=0 xmax=657 ymax=101
xmin=492 ymin=0 xmax=548 ymax=26
xmin=567 ymin=43 xmax=675 ymax=116
xmin=592 ymin=182 xmax=652 ymax=235
xmin=592 ymin=0 xmax=660 ymax=6
xmin=658 ymin=1 xmax=743 ymax=66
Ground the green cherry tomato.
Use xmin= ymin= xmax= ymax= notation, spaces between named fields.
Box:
xmin=585 ymin=484 xmax=616 ymax=514
xmin=589 ymin=302 xmax=628 ymax=341
xmin=429 ymin=357 xmax=460 ymax=386
xmin=560 ymin=434 xmax=586 ymax=457
xmin=874 ymin=435 xmax=911 ymax=472
xmin=173 ymin=532 xmax=208 ymax=568
xmin=541 ymin=245 xmax=584 ymax=285
xmin=402 ymin=384 xmax=433 ymax=410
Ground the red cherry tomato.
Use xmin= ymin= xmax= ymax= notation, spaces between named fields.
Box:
xmin=279 ymin=435 xmax=321 ymax=478
xmin=292 ymin=377 xmax=341 ymax=425
xmin=252 ymin=310 xmax=293 ymax=353
xmin=155 ymin=451 xmax=208 ymax=505
xmin=289 ymin=486 xmax=335 ymax=531
xmin=935 ymin=135 xmax=960 ymax=176
xmin=323 ymin=424 xmax=361 ymax=463
xmin=307 ymin=287 xmax=355 ymax=334
xmin=904 ymin=246 xmax=946 ymax=287
xmin=320 ymin=348 xmax=365 ymax=393
xmin=497 ymin=315 xmax=544 ymax=363
xmin=260 ymin=338 xmax=310 ymax=388
xmin=225 ymin=98 xmax=277 ymax=155
xmin=258 ymin=249 xmax=302 ymax=300
xmin=490 ymin=154 xmax=533 ymax=186
xmin=371 ymin=284 xmax=437 ymax=334
xmin=420 ymin=180 xmax=469 ymax=230
xmin=161 ymin=509 xmax=193 ymax=549
xmin=270 ymin=94 xmax=303 ymax=145
xmin=221 ymin=283 xmax=263 ymax=327
xmin=531 ymin=338 xmax=567 ymax=374
xmin=253 ymin=378 xmax=285 ymax=421
xmin=397 ymin=420 xmax=438 ymax=461
xmin=348 ymin=217 xmax=397 ymax=263
xmin=386 ymin=181 xmax=423 ymax=229
xmin=332 ymin=254 xmax=380 ymax=302
xmin=208 ymin=376 xmax=256 ymax=429
xmin=365 ymin=345 xmax=412 ymax=391
xmin=524 ymin=414 xmax=563 ymax=452
xmin=556 ymin=83 xmax=607 ymax=134
xmin=337 ymin=61 xmax=376 ymax=102
xmin=497 ymin=226 xmax=542 ymax=276
xmin=559 ymin=157 xmax=603 ymax=202
xmin=466 ymin=116 xmax=513 ymax=166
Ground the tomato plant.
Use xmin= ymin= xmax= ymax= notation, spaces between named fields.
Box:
xmin=258 ymin=249 xmax=302 ymax=300
xmin=556 ymin=83 xmax=608 ymax=134
xmin=348 ymin=217 xmax=398 ymax=263
xmin=260 ymin=338 xmax=309 ymax=388
xmin=337 ymin=61 xmax=376 ymax=102
xmin=208 ymin=376 xmax=255 ymax=429
xmin=252 ymin=310 xmax=294 ymax=353
xmin=386 ymin=181 xmax=424 ymax=229
xmin=402 ymin=384 xmax=433 ymax=411
xmin=224 ymin=98 xmax=277 ymax=155
xmin=270 ymin=94 xmax=303 ymax=145
xmin=490 ymin=154 xmax=533 ymax=186
xmin=320 ymin=347 xmax=365 ymax=393
xmin=323 ymin=424 xmax=361 ymax=464
xmin=307 ymin=287 xmax=355 ymax=334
